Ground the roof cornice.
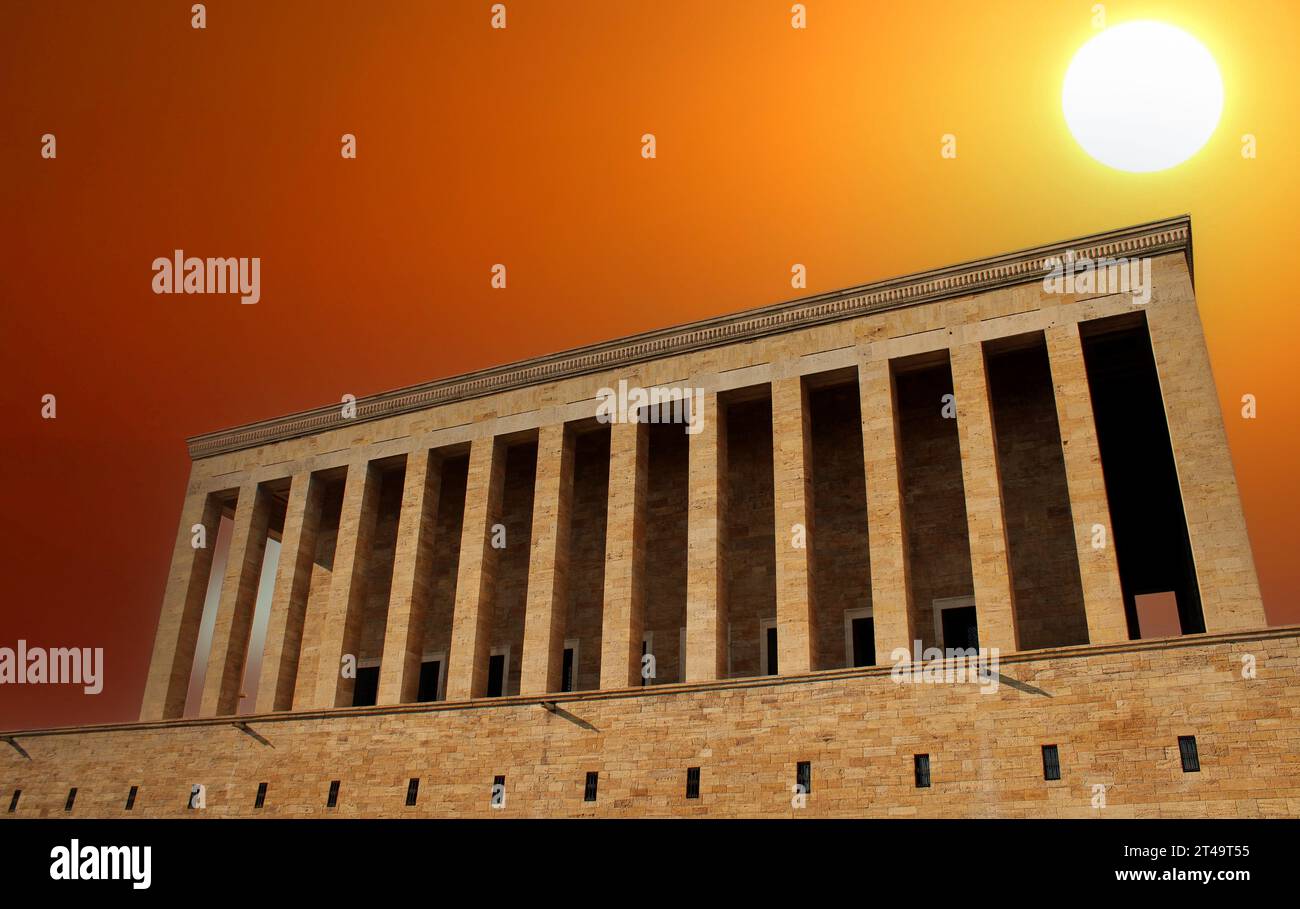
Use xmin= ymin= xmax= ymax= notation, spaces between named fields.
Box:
xmin=188 ymin=215 xmax=1192 ymax=459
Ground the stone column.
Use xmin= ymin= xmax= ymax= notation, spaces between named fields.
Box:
xmin=139 ymin=483 xmax=224 ymax=721
xmin=1146 ymin=265 xmax=1266 ymax=631
xmin=446 ymin=436 xmax=507 ymax=700
xmin=599 ymin=419 xmax=648 ymax=689
xmin=858 ymin=355 xmax=916 ymax=664
xmin=377 ymin=450 xmax=442 ymax=704
xmin=200 ymin=480 xmax=273 ymax=716
xmin=686 ymin=391 xmax=728 ymax=681
xmin=1045 ymin=323 xmax=1129 ymax=644
xmin=949 ymin=342 xmax=1019 ymax=654
xmin=309 ymin=458 xmax=382 ymax=708
xmin=255 ymin=471 xmax=324 ymax=712
xmin=520 ymin=424 xmax=575 ymax=695
xmin=771 ymin=376 xmax=817 ymax=674
xmin=1149 ymin=271 xmax=1268 ymax=626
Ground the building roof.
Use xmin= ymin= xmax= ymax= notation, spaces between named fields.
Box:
xmin=188 ymin=215 xmax=1192 ymax=459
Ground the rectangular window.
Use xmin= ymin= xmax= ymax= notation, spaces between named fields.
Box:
xmin=417 ymin=659 xmax=442 ymax=702
xmin=491 ymin=775 xmax=506 ymax=807
xmin=939 ymin=605 xmax=979 ymax=650
xmin=352 ymin=665 xmax=380 ymax=707
xmin=125 ymin=786 xmax=138 ymax=811
xmin=686 ymin=767 xmax=701 ymax=799
xmin=914 ymin=754 xmax=931 ymax=789
xmin=1042 ymin=745 xmax=1061 ymax=781
xmin=851 ymin=615 xmax=875 ymax=667
xmin=562 ymin=647 xmax=575 ymax=693
xmin=8 ymin=789 xmax=20 ymax=812
xmin=65 ymin=788 xmax=77 ymax=812
xmin=1178 ymin=735 xmax=1200 ymax=773
xmin=796 ymin=761 xmax=811 ymax=795
xmin=254 ymin=782 xmax=267 ymax=809
xmin=764 ymin=623 xmax=779 ymax=676
xmin=487 ymin=653 xmax=506 ymax=697
xmin=584 ymin=771 xmax=599 ymax=802
xmin=327 ymin=780 xmax=340 ymax=808
xmin=406 ymin=778 xmax=420 ymax=807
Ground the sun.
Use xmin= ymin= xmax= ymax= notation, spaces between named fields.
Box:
xmin=1063 ymin=21 xmax=1224 ymax=173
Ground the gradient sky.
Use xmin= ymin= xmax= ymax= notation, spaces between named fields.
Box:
xmin=2 ymin=1 xmax=1297 ymax=729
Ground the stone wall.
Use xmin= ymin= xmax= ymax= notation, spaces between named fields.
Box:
xmin=809 ymin=381 xmax=872 ymax=670
xmin=7 ymin=629 xmax=1298 ymax=818
xmin=897 ymin=361 xmax=973 ymax=649
xmin=724 ymin=397 xmax=776 ymax=678
xmin=564 ymin=429 xmax=610 ymax=692
xmin=987 ymin=342 xmax=1089 ymax=649
xmin=492 ymin=441 xmax=538 ymax=697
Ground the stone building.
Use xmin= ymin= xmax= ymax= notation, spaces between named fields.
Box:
xmin=6 ymin=216 xmax=1298 ymax=817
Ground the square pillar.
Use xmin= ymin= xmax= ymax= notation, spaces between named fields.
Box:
xmin=376 ymin=450 xmax=442 ymax=704
xmin=599 ymin=419 xmax=649 ymax=689
xmin=685 ymin=391 xmax=728 ymax=681
xmin=255 ymin=471 xmax=324 ymax=712
xmin=1146 ymin=274 xmax=1266 ymax=632
xmin=309 ymin=458 xmax=383 ymax=708
xmin=520 ymin=424 xmax=575 ymax=695
xmin=446 ymin=435 xmax=507 ymax=700
xmin=1045 ymin=323 xmax=1129 ymax=644
xmin=199 ymin=480 xmax=273 ymax=716
xmin=858 ymin=355 xmax=916 ymax=664
xmin=949 ymin=342 xmax=1019 ymax=654
xmin=139 ymin=483 xmax=224 ymax=721
xmin=771 ymin=376 xmax=817 ymax=674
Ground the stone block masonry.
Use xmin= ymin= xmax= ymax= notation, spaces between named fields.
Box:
xmin=4 ymin=629 xmax=1298 ymax=818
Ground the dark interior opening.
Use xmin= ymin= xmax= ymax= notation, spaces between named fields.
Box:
xmin=722 ymin=390 xmax=776 ymax=678
xmin=486 ymin=652 xmax=506 ymax=697
xmin=851 ymin=616 xmax=875 ymax=667
xmin=1080 ymin=314 xmax=1203 ymax=636
xmin=417 ymin=658 xmax=441 ymax=702
xmin=351 ymin=665 xmax=379 ymax=706
xmin=644 ymin=419 xmax=689 ymax=684
xmin=564 ymin=424 xmax=611 ymax=692
xmin=941 ymin=605 xmax=979 ymax=650
xmin=807 ymin=372 xmax=872 ymax=669
xmin=561 ymin=646 xmax=575 ymax=692
xmin=985 ymin=335 xmax=1089 ymax=649
xmin=895 ymin=354 xmax=975 ymax=650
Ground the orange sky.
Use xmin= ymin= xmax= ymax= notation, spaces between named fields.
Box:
xmin=2 ymin=0 xmax=1297 ymax=729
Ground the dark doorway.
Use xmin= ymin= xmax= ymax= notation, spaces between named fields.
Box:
xmin=561 ymin=647 xmax=575 ymax=692
xmin=941 ymin=606 xmax=979 ymax=650
xmin=851 ymin=616 xmax=875 ymax=667
xmin=486 ymin=653 xmax=506 ymax=697
xmin=417 ymin=659 xmax=441 ymax=702
xmin=351 ymin=666 xmax=379 ymax=706
xmin=765 ymin=625 xmax=779 ymax=675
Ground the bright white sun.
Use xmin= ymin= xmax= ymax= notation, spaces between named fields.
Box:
xmin=1063 ymin=21 xmax=1223 ymax=173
